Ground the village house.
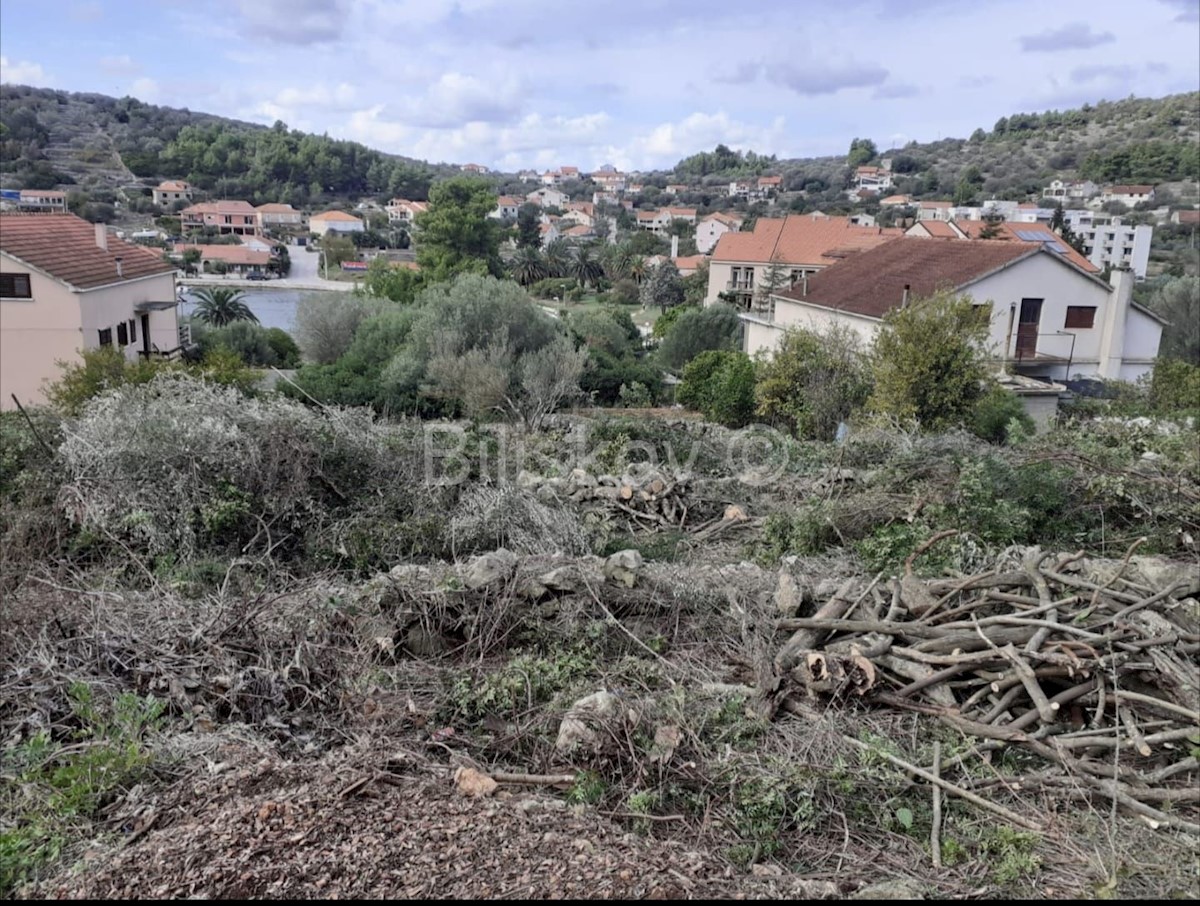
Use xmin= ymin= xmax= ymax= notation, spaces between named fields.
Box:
xmin=152 ymin=180 xmax=193 ymax=208
xmin=663 ymin=206 xmax=697 ymax=225
xmin=917 ymin=200 xmax=954 ymax=222
xmin=0 ymin=213 xmax=182 ymax=409
xmin=757 ymin=175 xmax=783 ymax=194
xmin=540 ymin=166 xmax=579 ymax=186
xmin=174 ymin=243 xmax=273 ymax=276
xmin=561 ymin=202 xmax=595 ymax=228
xmin=255 ymin=202 xmax=304 ymax=230
xmin=180 ymin=200 xmax=259 ymax=236
xmin=904 ymin=219 xmax=1100 ymax=275
xmin=591 ymin=171 xmax=627 ymax=192
xmin=490 ymin=195 xmax=523 ymax=221
xmin=526 ymin=187 xmax=569 ymax=209
xmin=853 ymin=166 xmax=893 ymax=194
xmin=1057 ymin=213 xmax=1154 ymax=278
xmin=879 ymin=194 xmax=913 ymax=207
xmin=696 ymin=212 xmax=744 ymax=255
xmin=539 ymin=221 xmax=561 ymax=247
xmin=309 ymin=210 xmax=365 ymax=237
xmin=665 ymin=183 xmax=689 ymax=195
xmin=385 ymin=198 xmax=429 ymax=228
xmin=743 ymin=237 xmax=1162 ymax=385
xmin=8 ymin=190 xmax=69 ymax=213
xmin=460 ymin=163 xmax=489 ymax=174
xmin=1171 ymin=209 xmax=1200 ymax=226
xmin=1042 ymin=179 xmax=1099 ymax=202
xmin=1099 ymin=185 xmax=1156 ymax=208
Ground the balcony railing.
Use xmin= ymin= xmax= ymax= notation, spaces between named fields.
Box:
xmin=725 ymin=280 xmax=754 ymax=292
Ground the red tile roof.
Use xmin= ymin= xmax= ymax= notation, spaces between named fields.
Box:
xmin=174 ymin=244 xmax=271 ymax=266
xmin=182 ymin=200 xmax=256 ymax=215
xmin=1175 ymin=209 xmax=1200 ymax=224
xmin=0 ymin=213 xmax=176 ymax=290
xmin=776 ymin=237 xmax=1038 ymax=319
xmin=910 ymin=220 xmax=960 ymax=238
xmin=702 ymin=212 xmax=743 ymax=227
xmin=255 ymin=203 xmax=298 ymax=213
xmin=951 ymin=220 xmax=1098 ymax=273
xmin=310 ymin=210 xmax=363 ymax=222
xmin=711 ymin=214 xmax=901 ymax=267
xmin=758 ymin=176 xmax=783 ymax=187
xmin=157 ymin=181 xmax=190 ymax=191
xmin=1108 ymin=185 xmax=1154 ymax=195
xmin=880 ymin=194 xmax=911 ymax=205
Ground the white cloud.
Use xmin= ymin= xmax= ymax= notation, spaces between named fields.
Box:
xmin=99 ymin=54 xmax=140 ymax=76
xmin=0 ymin=56 xmax=50 ymax=86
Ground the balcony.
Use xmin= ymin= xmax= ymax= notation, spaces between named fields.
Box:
xmin=725 ymin=280 xmax=754 ymax=292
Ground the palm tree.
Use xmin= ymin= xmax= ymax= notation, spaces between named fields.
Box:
xmin=191 ymin=287 xmax=259 ymax=327
xmin=510 ymin=246 xmax=548 ymax=287
xmin=628 ymin=255 xmax=648 ymax=284
xmin=602 ymin=246 xmax=632 ymax=282
xmin=543 ymin=238 xmax=571 ymax=279
xmin=570 ymin=246 xmax=605 ymax=291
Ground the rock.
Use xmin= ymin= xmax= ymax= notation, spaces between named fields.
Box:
xmin=723 ymin=504 xmax=748 ymax=522
xmin=775 ymin=570 xmax=802 ymax=617
xmin=539 ymin=566 xmax=578 ymax=592
xmin=555 ymin=690 xmax=622 ymax=752
xmin=516 ymin=469 xmax=542 ymax=489
xmin=402 ymin=626 xmax=445 ymax=657
xmin=815 ymin=578 xmax=843 ymax=601
xmin=535 ymin=485 xmax=562 ymax=505
xmin=851 ymin=879 xmax=925 ymax=900
xmin=569 ymin=468 xmax=597 ymax=488
xmin=751 ymin=863 xmax=782 ymax=878
xmin=453 ymin=766 xmax=497 ymax=798
xmin=463 ymin=549 xmax=518 ymax=589
xmin=389 ymin=563 xmax=431 ymax=583
xmin=604 ymin=549 xmax=644 ymax=587
xmin=1131 ymin=555 xmax=1200 ymax=597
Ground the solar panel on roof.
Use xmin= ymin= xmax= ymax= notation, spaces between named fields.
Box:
xmin=1014 ymin=229 xmax=1046 ymax=241
xmin=1044 ymin=241 xmax=1067 ymax=254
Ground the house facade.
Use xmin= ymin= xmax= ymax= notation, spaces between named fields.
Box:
xmin=153 ymin=180 xmax=193 ymax=207
xmin=1079 ymin=220 xmax=1153 ymax=278
xmin=255 ymin=202 xmax=304 ymax=229
xmin=854 ymin=166 xmax=893 ymax=193
xmin=696 ymin=212 xmax=743 ymax=255
xmin=1 ymin=214 xmax=181 ymax=409
xmin=1042 ymin=179 xmax=1098 ymax=201
xmin=7 ymin=190 xmax=69 ymax=213
xmin=386 ymin=199 xmax=428 ymax=227
xmin=181 ymin=200 xmax=260 ymax=235
xmin=174 ymin=243 xmax=272 ymax=275
xmin=704 ymin=214 xmax=901 ymax=310
xmin=491 ymin=195 xmax=523 ymax=220
xmin=526 ymin=187 xmax=568 ymax=208
xmin=742 ymin=237 xmax=1162 ymax=383
xmin=309 ymin=210 xmax=365 ymax=237
xmin=592 ymin=171 xmax=627 ymax=192
xmin=1100 ymin=185 xmax=1156 ymax=207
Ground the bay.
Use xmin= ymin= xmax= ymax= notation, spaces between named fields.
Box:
xmin=179 ymin=288 xmax=306 ymax=333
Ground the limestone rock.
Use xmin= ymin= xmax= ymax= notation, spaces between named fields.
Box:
xmin=555 ymin=690 xmax=622 ymax=752
xmin=463 ymin=549 xmax=518 ymax=589
xmin=775 ymin=570 xmax=802 ymax=617
xmin=604 ymin=549 xmax=644 ymax=587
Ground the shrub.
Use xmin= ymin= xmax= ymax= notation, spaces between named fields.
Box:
xmin=265 ymin=328 xmax=301 ymax=368
xmin=528 ymin=277 xmax=578 ymax=300
xmin=656 ymin=303 xmax=742 ymax=372
xmin=971 ymin=384 xmax=1035 ymax=444
xmin=293 ymin=292 xmax=382 ymax=364
xmin=44 ymin=347 xmax=172 ymax=417
xmin=651 ymin=302 xmax=691 ymax=340
xmin=194 ymin=320 xmax=276 ymax=367
xmin=568 ymin=308 xmax=639 ymax=356
xmin=1149 ymin=358 xmax=1200 ymax=416
xmin=754 ymin=325 xmax=872 ymax=440
xmin=580 ymin=349 xmax=663 ymax=406
xmin=677 ymin=350 xmax=756 ymax=427
xmin=869 ymin=291 xmax=991 ymax=431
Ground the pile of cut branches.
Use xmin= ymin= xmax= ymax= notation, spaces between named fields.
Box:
xmin=766 ymin=540 xmax=1200 ymax=833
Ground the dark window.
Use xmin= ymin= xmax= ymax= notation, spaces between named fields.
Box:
xmin=1064 ymin=306 xmax=1096 ymax=329
xmin=98 ymin=328 xmax=112 ymax=347
xmin=0 ymin=273 xmax=32 ymax=298
xmin=117 ymin=322 xmax=128 ymax=345
xmin=129 ymin=318 xmax=137 ymax=343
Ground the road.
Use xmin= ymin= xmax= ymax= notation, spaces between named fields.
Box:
xmin=178 ymin=241 xmax=356 ymax=292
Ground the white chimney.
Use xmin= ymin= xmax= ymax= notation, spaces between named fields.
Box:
xmin=901 ymin=284 xmax=911 ymax=308
xmin=670 ymin=235 xmax=679 ymax=258
xmin=114 ymin=256 xmax=124 ymax=279
xmin=1098 ymin=268 xmax=1135 ymax=379
xmin=95 ymin=223 xmax=108 ymax=250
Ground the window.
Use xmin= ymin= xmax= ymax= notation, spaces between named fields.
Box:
xmin=117 ymin=322 xmax=128 ymax=345
xmin=1064 ymin=306 xmax=1096 ymax=329
xmin=98 ymin=327 xmax=113 ymax=347
xmin=0 ymin=272 xmax=32 ymax=298
xmin=129 ymin=318 xmax=137 ymax=344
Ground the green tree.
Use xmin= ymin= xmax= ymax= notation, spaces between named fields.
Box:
xmin=1144 ymin=277 xmax=1200 ymax=364
xmin=191 ymin=287 xmax=258 ymax=326
xmin=180 ymin=247 xmax=202 ymax=275
xmin=570 ymin=246 xmax=605 ymax=290
xmin=543 ymin=238 xmax=571 ymax=279
xmin=847 ymin=137 xmax=878 ymax=168
xmin=754 ymin=326 xmax=872 ymax=440
xmin=364 ymin=257 xmax=426 ymax=304
xmin=639 ymin=261 xmax=685 ymax=314
xmin=868 ymin=291 xmax=991 ymax=431
xmin=677 ymin=350 xmax=756 ymax=427
xmin=510 ymin=246 xmax=548 ymax=286
xmin=414 ymin=177 xmax=503 ymax=280
xmin=516 ymin=203 xmax=541 ymax=249
xmin=656 ymin=303 xmax=741 ymax=371
xmin=320 ymin=235 xmax=358 ymax=273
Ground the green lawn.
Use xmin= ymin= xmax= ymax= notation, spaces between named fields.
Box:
xmin=537 ymin=295 xmax=661 ymax=329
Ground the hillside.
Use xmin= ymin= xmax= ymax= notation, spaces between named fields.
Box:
xmin=0 ymin=85 xmax=451 ymax=206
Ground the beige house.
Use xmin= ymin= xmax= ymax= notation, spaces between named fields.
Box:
xmin=309 ymin=210 xmax=365 ymax=237
xmin=180 ymin=200 xmax=259 ymax=235
xmin=256 ymin=202 xmax=304 ymax=229
xmin=742 ymin=237 xmax=1163 ymax=383
xmin=174 ymin=243 xmax=272 ymax=275
xmin=386 ymin=198 xmax=428 ymax=228
xmin=153 ymin=180 xmax=193 ymax=208
xmin=12 ymin=190 xmax=68 ymax=213
xmin=1 ymin=213 xmax=181 ymax=409
xmin=704 ymin=214 xmax=903 ymax=309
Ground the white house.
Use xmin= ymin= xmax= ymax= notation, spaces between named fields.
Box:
xmin=1 ymin=214 xmax=181 ymax=409
xmin=309 ymin=210 xmax=365 ymax=237
xmin=696 ymin=212 xmax=743 ymax=255
xmin=742 ymin=236 xmax=1163 ymax=383
xmin=854 ymin=166 xmax=893 ymax=194
xmin=490 ymin=195 xmax=523 ymax=221
xmin=1100 ymin=185 xmax=1156 ymax=207
xmin=386 ymin=199 xmax=428 ymax=228
xmin=152 ymin=180 xmax=193 ymax=208
xmin=1042 ymin=179 xmax=1098 ymax=202
xmin=526 ymin=187 xmax=568 ymax=208
xmin=917 ymin=200 xmax=954 ymax=221
xmin=255 ymin=202 xmax=304 ymax=230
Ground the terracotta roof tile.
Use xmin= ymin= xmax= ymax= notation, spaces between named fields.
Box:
xmin=255 ymin=203 xmax=299 ymax=213
xmin=310 ymin=210 xmax=363 ymax=222
xmin=182 ymin=200 xmax=256 ymax=215
xmin=174 ymin=244 xmax=272 ymax=266
xmin=711 ymin=215 xmax=901 ymax=267
xmin=776 ymin=237 xmax=1037 ymax=319
xmin=911 ymin=220 xmax=960 ymax=238
xmin=951 ymin=220 xmax=1098 ymax=273
xmin=0 ymin=213 xmax=176 ymax=290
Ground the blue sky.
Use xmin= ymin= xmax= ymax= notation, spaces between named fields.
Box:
xmin=1 ymin=0 xmax=1197 ymax=171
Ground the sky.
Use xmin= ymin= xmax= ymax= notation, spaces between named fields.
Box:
xmin=1 ymin=0 xmax=1198 ymax=172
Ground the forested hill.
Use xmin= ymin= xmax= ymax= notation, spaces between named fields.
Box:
xmin=0 ymin=84 xmax=1197 ymax=208
xmin=0 ymin=85 xmax=450 ymax=205
xmin=668 ymin=92 xmax=1200 ymax=203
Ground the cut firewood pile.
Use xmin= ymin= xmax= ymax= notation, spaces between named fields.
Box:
xmin=766 ymin=540 xmax=1200 ymax=834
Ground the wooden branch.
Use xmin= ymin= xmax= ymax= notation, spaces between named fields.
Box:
xmin=930 ymin=741 xmax=943 ymax=869
xmin=491 ymin=772 xmax=577 ymax=786
xmin=1000 ymin=644 xmax=1058 ymax=724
